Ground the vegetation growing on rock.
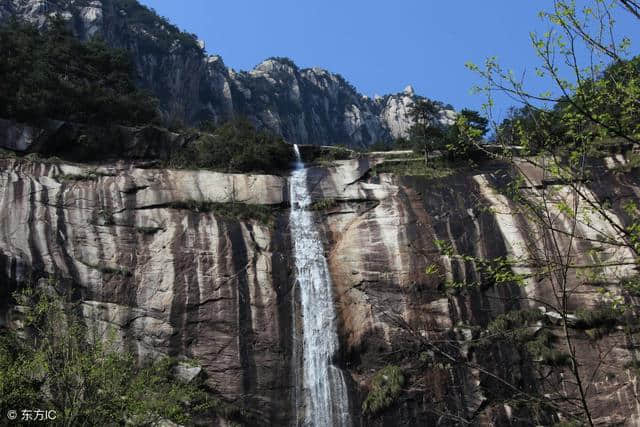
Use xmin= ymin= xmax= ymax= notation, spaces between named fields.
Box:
xmin=166 ymin=199 xmax=281 ymax=225
xmin=309 ymin=198 xmax=339 ymax=211
xmin=362 ymin=365 xmax=405 ymax=415
xmin=167 ymin=119 xmax=294 ymax=174
xmin=0 ymin=17 xmax=300 ymax=174
xmin=0 ymin=282 xmax=239 ymax=425
xmin=493 ymin=56 xmax=640 ymax=155
xmin=114 ymin=0 xmax=203 ymax=54
xmin=0 ymin=18 xmax=158 ymax=126
xmin=480 ymin=309 xmax=571 ymax=367
xmin=372 ymin=157 xmax=456 ymax=179
xmin=307 ymin=145 xmax=355 ymax=166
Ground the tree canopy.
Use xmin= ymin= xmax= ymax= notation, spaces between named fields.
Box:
xmin=168 ymin=119 xmax=295 ymax=174
xmin=407 ymin=98 xmax=443 ymax=165
xmin=0 ymin=282 xmax=238 ymax=425
xmin=493 ymin=56 xmax=640 ymax=155
xmin=0 ymin=18 xmax=158 ymax=126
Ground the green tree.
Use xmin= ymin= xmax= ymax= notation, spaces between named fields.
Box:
xmin=558 ymin=56 xmax=640 ymax=146
xmin=0 ymin=281 xmax=233 ymax=426
xmin=168 ymin=119 xmax=294 ymax=174
xmin=408 ymin=99 xmax=443 ymax=166
xmin=444 ymin=108 xmax=488 ymax=160
xmin=496 ymin=106 xmax=566 ymax=154
xmin=0 ymin=18 xmax=158 ymax=126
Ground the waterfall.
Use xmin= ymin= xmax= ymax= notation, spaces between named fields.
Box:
xmin=290 ymin=144 xmax=351 ymax=427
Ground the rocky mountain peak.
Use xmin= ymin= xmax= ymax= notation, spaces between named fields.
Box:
xmin=0 ymin=0 xmax=456 ymax=147
xmin=252 ymin=57 xmax=299 ymax=76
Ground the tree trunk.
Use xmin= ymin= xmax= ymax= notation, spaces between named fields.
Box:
xmin=424 ymin=142 xmax=429 ymax=167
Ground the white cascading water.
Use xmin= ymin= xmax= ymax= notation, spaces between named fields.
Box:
xmin=290 ymin=144 xmax=351 ymax=427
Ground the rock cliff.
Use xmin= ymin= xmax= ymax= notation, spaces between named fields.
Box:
xmin=1 ymin=150 xmax=639 ymax=425
xmin=0 ymin=156 xmax=294 ymax=425
xmin=312 ymin=157 xmax=640 ymax=425
xmin=2 ymin=2 xmax=640 ymax=425
xmin=0 ymin=0 xmax=454 ymax=147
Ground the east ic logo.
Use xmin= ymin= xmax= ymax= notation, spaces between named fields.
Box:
xmin=7 ymin=409 xmax=57 ymax=422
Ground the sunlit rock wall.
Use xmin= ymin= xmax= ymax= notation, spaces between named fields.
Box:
xmin=311 ymin=156 xmax=640 ymax=426
xmin=0 ymin=158 xmax=294 ymax=425
xmin=1 ymin=154 xmax=639 ymax=425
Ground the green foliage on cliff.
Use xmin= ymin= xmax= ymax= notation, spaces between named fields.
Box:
xmin=362 ymin=365 xmax=405 ymax=415
xmin=309 ymin=198 xmax=339 ymax=211
xmin=0 ymin=19 xmax=158 ymax=126
xmin=372 ymin=158 xmax=455 ymax=179
xmin=0 ymin=283 xmax=237 ymax=425
xmin=493 ymin=56 xmax=640 ymax=155
xmin=406 ymin=101 xmax=489 ymax=163
xmin=306 ymin=146 xmax=354 ymax=166
xmin=482 ymin=309 xmax=571 ymax=367
xmin=265 ymin=56 xmax=298 ymax=69
xmin=486 ymin=309 xmax=544 ymax=337
xmin=167 ymin=200 xmax=279 ymax=225
xmin=573 ymin=306 xmax=621 ymax=336
xmin=443 ymin=109 xmax=489 ymax=161
xmin=557 ymin=56 xmax=640 ymax=148
xmin=407 ymin=98 xmax=443 ymax=165
xmin=168 ymin=120 xmax=294 ymax=174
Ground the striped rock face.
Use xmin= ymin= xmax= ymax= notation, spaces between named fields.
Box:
xmin=306 ymin=156 xmax=640 ymax=426
xmin=0 ymin=158 xmax=294 ymax=425
xmin=1 ymin=154 xmax=640 ymax=426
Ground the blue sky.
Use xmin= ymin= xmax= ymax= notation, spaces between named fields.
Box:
xmin=139 ymin=1 xmax=638 ymax=119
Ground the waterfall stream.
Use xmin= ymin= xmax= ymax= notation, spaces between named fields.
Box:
xmin=290 ymin=144 xmax=351 ymax=427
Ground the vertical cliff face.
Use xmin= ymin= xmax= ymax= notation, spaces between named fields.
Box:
xmin=308 ymin=156 xmax=640 ymax=425
xmin=0 ymin=158 xmax=295 ymax=425
xmin=1 ymin=153 xmax=640 ymax=425
xmin=0 ymin=0 xmax=455 ymax=147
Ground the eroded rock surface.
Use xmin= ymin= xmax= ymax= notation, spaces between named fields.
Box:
xmin=0 ymin=158 xmax=293 ymax=425
xmin=311 ymin=156 xmax=640 ymax=426
xmin=1 ymin=153 xmax=640 ymax=425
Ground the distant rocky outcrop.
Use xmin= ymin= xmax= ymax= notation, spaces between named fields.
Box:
xmin=0 ymin=0 xmax=455 ymax=147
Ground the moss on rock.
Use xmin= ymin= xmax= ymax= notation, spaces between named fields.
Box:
xmin=362 ymin=365 xmax=405 ymax=415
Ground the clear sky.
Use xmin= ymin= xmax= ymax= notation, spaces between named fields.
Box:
xmin=139 ymin=1 xmax=638 ymax=119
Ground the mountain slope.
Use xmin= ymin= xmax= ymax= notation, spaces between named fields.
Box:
xmin=0 ymin=0 xmax=455 ymax=147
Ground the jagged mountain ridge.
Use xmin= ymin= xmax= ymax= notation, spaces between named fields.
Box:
xmin=0 ymin=0 xmax=455 ymax=147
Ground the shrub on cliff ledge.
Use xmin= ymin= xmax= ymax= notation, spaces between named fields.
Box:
xmin=168 ymin=200 xmax=279 ymax=225
xmin=114 ymin=0 xmax=202 ymax=53
xmin=362 ymin=365 xmax=405 ymax=415
xmin=168 ymin=119 xmax=294 ymax=174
